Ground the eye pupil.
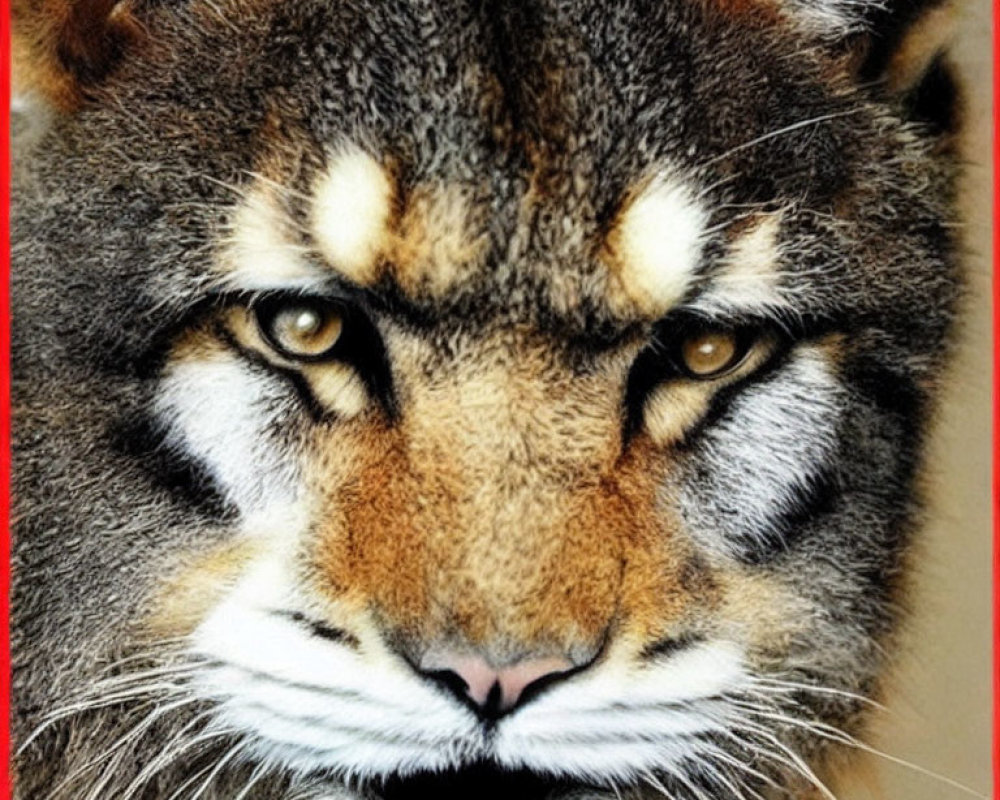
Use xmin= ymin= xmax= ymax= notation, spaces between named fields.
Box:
xmin=291 ymin=309 xmax=322 ymax=336
xmin=680 ymin=331 xmax=739 ymax=377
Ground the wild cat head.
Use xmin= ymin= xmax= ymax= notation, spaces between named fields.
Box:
xmin=11 ymin=0 xmax=962 ymax=798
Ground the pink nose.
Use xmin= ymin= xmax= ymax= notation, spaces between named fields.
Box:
xmin=420 ymin=651 xmax=575 ymax=715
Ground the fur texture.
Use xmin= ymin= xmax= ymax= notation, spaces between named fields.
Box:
xmin=11 ymin=0 xmax=963 ymax=798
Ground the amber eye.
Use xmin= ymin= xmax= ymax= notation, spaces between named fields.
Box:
xmin=256 ymin=298 xmax=344 ymax=360
xmin=678 ymin=329 xmax=746 ymax=378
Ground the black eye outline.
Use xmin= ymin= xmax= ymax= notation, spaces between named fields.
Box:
xmin=246 ymin=291 xmax=397 ymax=418
xmin=622 ymin=315 xmax=773 ymax=444
xmin=671 ymin=325 xmax=757 ymax=380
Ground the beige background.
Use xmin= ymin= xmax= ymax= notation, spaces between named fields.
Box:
xmin=864 ymin=1 xmax=994 ymax=798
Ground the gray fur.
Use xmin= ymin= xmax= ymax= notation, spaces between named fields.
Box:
xmin=12 ymin=0 xmax=962 ymax=798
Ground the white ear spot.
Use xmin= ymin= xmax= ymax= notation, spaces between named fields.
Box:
xmin=311 ymin=146 xmax=394 ymax=285
xmin=609 ymin=174 xmax=709 ymax=316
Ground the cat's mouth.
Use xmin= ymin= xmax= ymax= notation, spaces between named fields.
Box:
xmin=374 ymin=762 xmax=590 ymax=800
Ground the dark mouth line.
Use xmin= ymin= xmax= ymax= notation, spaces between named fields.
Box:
xmin=415 ymin=655 xmax=601 ymax=729
xmin=370 ymin=761 xmax=607 ymax=800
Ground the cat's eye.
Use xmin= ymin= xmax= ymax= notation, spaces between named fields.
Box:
xmin=255 ymin=298 xmax=344 ymax=361
xmin=623 ymin=318 xmax=776 ymax=442
xmin=678 ymin=329 xmax=746 ymax=378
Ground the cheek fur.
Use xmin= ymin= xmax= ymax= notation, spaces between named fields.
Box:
xmin=155 ymin=342 xmax=303 ymax=515
xmin=677 ymin=347 xmax=846 ymax=559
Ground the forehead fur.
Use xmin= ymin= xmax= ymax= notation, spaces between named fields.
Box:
xmin=18 ymin=0 xmax=958 ymax=357
xmin=603 ymin=173 xmax=709 ymax=317
xmin=310 ymin=145 xmax=395 ymax=286
xmin=168 ymin=0 xmax=876 ymax=330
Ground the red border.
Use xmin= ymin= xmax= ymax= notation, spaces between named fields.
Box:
xmin=1 ymin=0 xmax=11 ymax=790
xmin=1 ymin=0 xmax=12 ymax=792
xmin=1 ymin=0 xmax=11 ymax=789
xmin=993 ymin=0 xmax=999 ymax=790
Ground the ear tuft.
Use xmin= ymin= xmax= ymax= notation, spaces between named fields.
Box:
xmin=13 ymin=0 xmax=144 ymax=110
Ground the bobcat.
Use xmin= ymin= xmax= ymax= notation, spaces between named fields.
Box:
xmin=10 ymin=0 xmax=967 ymax=798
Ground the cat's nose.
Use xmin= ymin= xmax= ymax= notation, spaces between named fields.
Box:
xmin=419 ymin=651 xmax=575 ymax=717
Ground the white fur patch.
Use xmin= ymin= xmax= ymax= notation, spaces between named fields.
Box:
xmin=701 ymin=213 xmax=790 ymax=314
xmin=495 ymin=640 xmax=746 ymax=781
xmin=611 ymin=174 xmax=709 ymax=316
xmin=155 ymin=351 xmax=300 ymax=515
xmin=219 ymin=188 xmax=328 ymax=291
xmin=187 ymin=543 xmax=749 ymax=786
xmin=311 ymin=145 xmax=394 ymax=285
xmin=190 ymin=554 xmax=483 ymax=779
xmin=679 ymin=346 xmax=846 ymax=557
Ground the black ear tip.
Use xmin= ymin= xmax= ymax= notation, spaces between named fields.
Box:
xmin=903 ymin=53 xmax=962 ymax=137
xmin=14 ymin=0 xmax=145 ymax=110
xmin=843 ymin=0 xmax=960 ymax=136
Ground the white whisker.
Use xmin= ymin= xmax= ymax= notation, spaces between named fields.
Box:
xmin=698 ymin=109 xmax=866 ymax=168
xmin=188 ymin=741 xmax=248 ymax=800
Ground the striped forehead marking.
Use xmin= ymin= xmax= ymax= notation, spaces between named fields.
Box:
xmin=219 ymin=186 xmax=317 ymax=288
xmin=694 ymin=212 xmax=788 ymax=316
xmin=604 ymin=173 xmax=710 ymax=317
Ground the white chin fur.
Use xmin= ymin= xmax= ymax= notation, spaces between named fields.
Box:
xmin=188 ymin=557 xmax=747 ymax=786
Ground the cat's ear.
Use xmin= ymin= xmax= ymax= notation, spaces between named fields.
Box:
xmin=793 ymin=0 xmax=960 ymax=134
xmin=13 ymin=0 xmax=145 ymax=110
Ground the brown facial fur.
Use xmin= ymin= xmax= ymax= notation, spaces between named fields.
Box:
xmin=389 ymin=181 xmax=492 ymax=297
xmin=303 ymin=331 xmax=711 ymax=661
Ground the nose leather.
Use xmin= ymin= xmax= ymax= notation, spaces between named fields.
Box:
xmin=420 ymin=651 xmax=575 ymax=713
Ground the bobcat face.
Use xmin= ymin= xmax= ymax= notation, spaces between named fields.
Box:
xmin=11 ymin=0 xmax=962 ymax=798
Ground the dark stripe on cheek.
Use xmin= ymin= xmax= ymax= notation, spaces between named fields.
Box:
xmin=735 ymin=467 xmax=839 ymax=565
xmin=110 ymin=412 xmax=235 ymax=520
xmin=640 ymin=632 xmax=704 ymax=661
xmin=273 ymin=611 xmax=361 ymax=649
xmin=843 ymin=357 xmax=925 ymax=438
